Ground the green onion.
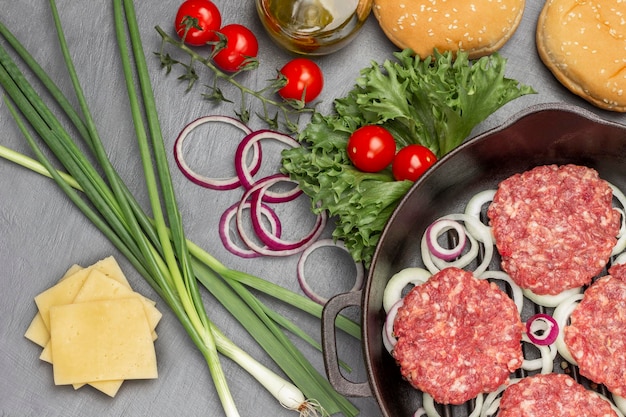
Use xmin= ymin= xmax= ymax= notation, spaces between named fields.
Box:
xmin=0 ymin=1 xmax=360 ymax=416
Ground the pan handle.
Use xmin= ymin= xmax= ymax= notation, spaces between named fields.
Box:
xmin=322 ymin=290 xmax=372 ymax=397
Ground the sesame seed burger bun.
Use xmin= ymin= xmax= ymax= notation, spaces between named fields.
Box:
xmin=536 ymin=0 xmax=626 ymax=112
xmin=372 ymin=0 xmax=526 ymax=59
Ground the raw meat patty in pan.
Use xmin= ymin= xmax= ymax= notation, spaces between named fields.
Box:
xmin=392 ymin=267 xmax=523 ymax=405
xmin=487 ymin=164 xmax=620 ymax=295
xmin=498 ymin=373 xmax=618 ymax=417
xmin=564 ymin=263 xmax=626 ymax=397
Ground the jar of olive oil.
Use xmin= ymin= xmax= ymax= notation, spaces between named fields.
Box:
xmin=255 ymin=0 xmax=372 ymax=55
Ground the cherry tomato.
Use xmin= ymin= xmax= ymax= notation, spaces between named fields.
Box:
xmin=278 ymin=58 xmax=323 ymax=103
xmin=346 ymin=126 xmax=397 ymax=173
xmin=212 ymin=24 xmax=259 ymax=72
xmin=392 ymin=144 xmax=437 ymax=182
xmin=175 ymin=0 xmax=222 ymax=46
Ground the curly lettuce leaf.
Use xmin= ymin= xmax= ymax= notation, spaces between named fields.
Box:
xmin=282 ymin=50 xmax=535 ymax=267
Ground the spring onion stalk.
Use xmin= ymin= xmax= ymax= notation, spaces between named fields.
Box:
xmin=0 ymin=143 xmax=360 ymax=359
xmin=0 ymin=1 xmax=361 ymax=416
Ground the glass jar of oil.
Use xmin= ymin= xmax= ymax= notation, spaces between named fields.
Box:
xmin=255 ymin=0 xmax=372 ymax=56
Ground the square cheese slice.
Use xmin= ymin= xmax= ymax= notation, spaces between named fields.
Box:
xmin=73 ymin=270 xmax=162 ymax=335
xmin=49 ymin=298 xmax=157 ymax=385
xmin=24 ymin=313 xmax=49 ymax=347
xmin=34 ymin=257 xmax=130 ymax=330
xmin=50 ymin=269 xmax=161 ymax=396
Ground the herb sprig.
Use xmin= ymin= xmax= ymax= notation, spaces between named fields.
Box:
xmin=155 ymin=25 xmax=314 ymax=132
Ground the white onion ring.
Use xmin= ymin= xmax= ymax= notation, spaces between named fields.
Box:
xmin=522 ymin=286 xmax=583 ymax=308
xmin=382 ymin=267 xmax=431 ymax=313
xmin=421 ymin=393 xmax=483 ymax=417
xmin=425 ymin=219 xmax=467 ymax=261
xmin=478 ymin=270 xmax=523 ymax=314
xmin=296 ymin=238 xmax=364 ymax=305
xmin=525 ymin=313 xmax=559 ymax=346
xmin=413 ymin=408 xmax=427 ymax=417
xmin=521 ymin=333 xmax=557 ymax=374
xmin=464 ymin=189 xmax=496 ymax=238
xmin=174 ymin=115 xmax=260 ymax=190
xmin=553 ymin=293 xmax=584 ymax=365
xmin=239 ymin=174 xmax=327 ymax=254
xmin=219 ymin=201 xmax=282 ymax=258
xmin=382 ymin=298 xmax=403 ymax=354
xmin=613 ymin=394 xmax=626 ymax=416
xmin=421 ymin=213 xmax=494 ymax=277
xmin=236 ymin=129 xmax=302 ymax=203
xmin=422 ymin=222 xmax=478 ymax=274
xmin=480 ymin=380 xmax=520 ymax=417
xmin=615 ymin=252 xmax=626 ymax=266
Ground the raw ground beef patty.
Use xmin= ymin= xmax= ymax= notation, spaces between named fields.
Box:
xmin=392 ymin=267 xmax=523 ymax=405
xmin=498 ymin=373 xmax=618 ymax=417
xmin=487 ymin=164 xmax=620 ymax=295
xmin=564 ymin=263 xmax=626 ymax=397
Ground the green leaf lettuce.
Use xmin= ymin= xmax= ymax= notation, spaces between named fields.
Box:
xmin=282 ymin=49 xmax=535 ymax=267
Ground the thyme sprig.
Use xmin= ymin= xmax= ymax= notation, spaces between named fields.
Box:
xmin=155 ymin=25 xmax=315 ymax=133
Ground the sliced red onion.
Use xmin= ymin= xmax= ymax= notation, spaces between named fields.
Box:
xmin=239 ymin=174 xmax=327 ymax=253
xmin=174 ymin=115 xmax=261 ymax=190
xmin=236 ymin=174 xmax=327 ymax=257
xmin=296 ymin=239 xmax=364 ymax=305
xmin=526 ymin=313 xmax=559 ymax=346
xmin=421 ymin=213 xmax=494 ymax=277
xmin=235 ymin=129 xmax=302 ymax=203
xmin=425 ymin=219 xmax=467 ymax=261
xmin=219 ymin=201 xmax=282 ymax=258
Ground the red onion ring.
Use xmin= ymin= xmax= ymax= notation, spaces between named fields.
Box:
xmin=425 ymin=219 xmax=467 ymax=261
xmin=525 ymin=313 xmax=559 ymax=346
xmin=249 ymin=184 xmax=325 ymax=251
xmin=236 ymin=174 xmax=327 ymax=256
xmin=235 ymin=129 xmax=302 ymax=203
xmin=219 ymin=201 xmax=282 ymax=258
xmin=174 ymin=115 xmax=261 ymax=190
xmin=296 ymin=239 xmax=364 ymax=305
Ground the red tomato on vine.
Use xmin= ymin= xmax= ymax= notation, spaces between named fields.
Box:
xmin=278 ymin=58 xmax=324 ymax=103
xmin=213 ymin=24 xmax=259 ymax=72
xmin=175 ymin=0 xmax=222 ymax=46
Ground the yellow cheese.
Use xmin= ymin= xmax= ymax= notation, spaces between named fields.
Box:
xmin=25 ymin=263 xmax=84 ymax=348
xmin=39 ymin=343 xmax=52 ymax=363
xmin=34 ymin=257 xmax=130 ymax=330
xmin=49 ymin=298 xmax=158 ymax=385
xmin=73 ymin=270 xmax=162 ymax=335
xmin=24 ymin=313 xmax=49 ymax=347
xmin=68 ymin=270 xmax=161 ymax=397
xmin=27 ymin=256 xmax=160 ymax=397
xmin=59 ymin=264 xmax=84 ymax=281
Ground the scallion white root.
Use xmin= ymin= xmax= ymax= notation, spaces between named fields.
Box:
xmin=212 ymin=327 xmax=324 ymax=416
